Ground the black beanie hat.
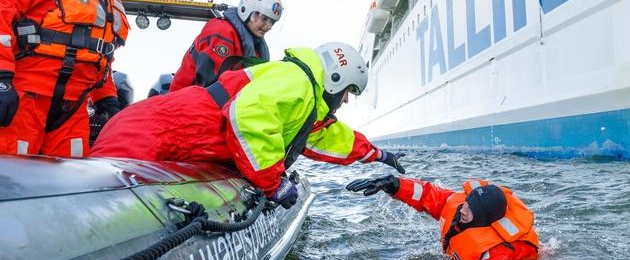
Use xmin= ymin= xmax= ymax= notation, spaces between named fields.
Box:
xmin=465 ymin=185 xmax=507 ymax=228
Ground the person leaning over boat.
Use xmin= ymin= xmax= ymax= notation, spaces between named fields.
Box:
xmin=91 ymin=42 xmax=406 ymax=209
xmin=0 ymin=0 xmax=128 ymax=157
xmin=168 ymin=0 xmax=282 ymax=93
xmin=347 ymin=177 xmax=539 ymax=260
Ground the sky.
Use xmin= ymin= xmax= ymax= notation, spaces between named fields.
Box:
xmin=114 ymin=0 xmax=374 ymax=102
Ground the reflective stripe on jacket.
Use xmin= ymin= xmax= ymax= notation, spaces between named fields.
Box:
xmin=303 ymin=120 xmax=379 ymax=165
xmin=26 ymin=0 xmax=128 ymax=66
xmin=393 ymin=179 xmax=539 ymax=260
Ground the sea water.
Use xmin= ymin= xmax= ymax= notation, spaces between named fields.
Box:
xmin=287 ymin=150 xmax=630 ymax=259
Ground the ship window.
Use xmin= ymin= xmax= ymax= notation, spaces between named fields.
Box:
xmin=372 ymin=34 xmax=380 ymax=61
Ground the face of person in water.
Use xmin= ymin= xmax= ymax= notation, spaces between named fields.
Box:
xmin=247 ymin=12 xmax=275 ymax=38
xmin=459 ymin=202 xmax=474 ymax=224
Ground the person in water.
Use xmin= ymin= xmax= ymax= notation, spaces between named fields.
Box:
xmin=346 ymin=176 xmax=539 ymax=260
xmin=91 ymin=42 xmax=406 ymax=210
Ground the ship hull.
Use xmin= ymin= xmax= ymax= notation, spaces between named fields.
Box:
xmin=354 ymin=0 xmax=630 ymax=158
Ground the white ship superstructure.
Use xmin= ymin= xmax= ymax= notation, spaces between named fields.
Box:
xmin=350 ymin=0 xmax=630 ymax=158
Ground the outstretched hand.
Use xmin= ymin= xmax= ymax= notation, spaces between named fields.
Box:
xmin=377 ymin=150 xmax=406 ymax=174
xmin=345 ymin=174 xmax=400 ymax=196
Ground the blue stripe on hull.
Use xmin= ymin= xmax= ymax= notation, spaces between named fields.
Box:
xmin=377 ymin=108 xmax=630 ymax=159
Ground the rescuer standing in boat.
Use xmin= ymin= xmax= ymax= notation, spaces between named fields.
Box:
xmin=347 ymin=177 xmax=539 ymax=260
xmin=168 ymin=0 xmax=283 ymax=93
xmin=0 ymin=0 xmax=128 ymax=157
xmin=91 ymin=42 xmax=406 ymax=209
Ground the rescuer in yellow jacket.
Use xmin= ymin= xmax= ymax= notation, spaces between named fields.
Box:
xmin=92 ymin=42 xmax=406 ymax=209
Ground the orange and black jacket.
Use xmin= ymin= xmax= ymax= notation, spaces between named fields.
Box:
xmin=169 ymin=7 xmax=269 ymax=92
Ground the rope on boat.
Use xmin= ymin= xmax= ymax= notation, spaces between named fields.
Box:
xmin=122 ymin=191 xmax=267 ymax=260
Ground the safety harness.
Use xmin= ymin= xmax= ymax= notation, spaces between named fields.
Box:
xmin=13 ymin=0 xmax=128 ymax=132
xmin=206 ymin=56 xmax=318 ymax=169
xmin=279 ymin=56 xmax=318 ymax=169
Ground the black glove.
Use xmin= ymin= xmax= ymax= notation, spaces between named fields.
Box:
xmin=271 ymin=177 xmax=298 ymax=209
xmin=0 ymin=72 xmax=19 ymax=127
xmin=377 ymin=149 xmax=406 ymax=174
xmin=94 ymin=96 xmax=122 ymax=119
xmin=346 ymin=174 xmax=400 ymax=196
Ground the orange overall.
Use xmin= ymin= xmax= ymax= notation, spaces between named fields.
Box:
xmin=0 ymin=0 xmax=129 ymax=157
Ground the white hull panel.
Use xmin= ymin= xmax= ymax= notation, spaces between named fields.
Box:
xmin=352 ymin=0 xmax=630 ymax=158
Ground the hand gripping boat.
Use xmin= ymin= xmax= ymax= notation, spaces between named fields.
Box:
xmin=0 ymin=155 xmax=315 ymax=260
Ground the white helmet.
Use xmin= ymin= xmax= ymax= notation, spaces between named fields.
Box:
xmin=315 ymin=42 xmax=368 ymax=96
xmin=237 ymin=0 xmax=284 ymax=23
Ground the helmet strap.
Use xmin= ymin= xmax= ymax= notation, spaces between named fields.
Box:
xmin=323 ymin=91 xmax=345 ymax=113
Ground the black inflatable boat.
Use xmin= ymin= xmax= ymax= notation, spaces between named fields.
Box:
xmin=0 ymin=155 xmax=314 ymax=260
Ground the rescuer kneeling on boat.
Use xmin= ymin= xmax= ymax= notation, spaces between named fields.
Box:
xmin=91 ymin=42 xmax=406 ymax=209
xmin=347 ymin=177 xmax=539 ymax=260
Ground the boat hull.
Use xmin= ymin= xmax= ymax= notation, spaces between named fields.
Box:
xmin=0 ymin=156 xmax=314 ymax=260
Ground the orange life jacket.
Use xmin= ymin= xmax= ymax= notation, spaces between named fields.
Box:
xmin=439 ymin=180 xmax=539 ymax=260
xmin=14 ymin=0 xmax=129 ymax=70
xmin=13 ymin=0 xmax=130 ymax=132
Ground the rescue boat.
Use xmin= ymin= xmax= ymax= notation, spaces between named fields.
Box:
xmin=0 ymin=155 xmax=314 ymax=260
